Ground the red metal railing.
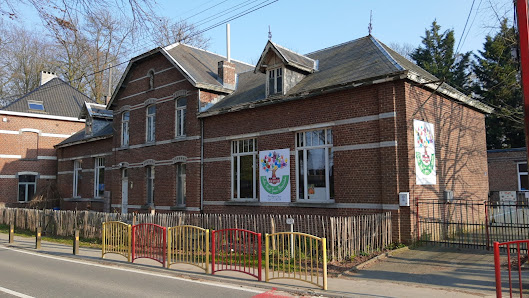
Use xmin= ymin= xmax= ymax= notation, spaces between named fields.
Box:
xmin=211 ymin=228 xmax=262 ymax=281
xmin=494 ymin=240 xmax=529 ymax=298
xmin=132 ymin=223 xmax=166 ymax=267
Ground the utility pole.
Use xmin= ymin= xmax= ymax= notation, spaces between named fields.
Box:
xmin=516 ymin=0 xmax=529 ymax=182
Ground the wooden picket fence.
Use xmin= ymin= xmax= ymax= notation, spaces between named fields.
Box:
xmin=0 ymin=207 xmax=392 ymax=261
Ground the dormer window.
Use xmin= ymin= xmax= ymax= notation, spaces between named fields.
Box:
xmin=86 ymin=118 xmax=92 ymax=135
xmin=28 ymin=101 xmax=44 ymax=111
xmin=268 ymin=68 xmax=283 ymax=96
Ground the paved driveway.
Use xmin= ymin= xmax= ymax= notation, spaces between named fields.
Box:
xmin=342 ymin=245 xmax=497 ymax=296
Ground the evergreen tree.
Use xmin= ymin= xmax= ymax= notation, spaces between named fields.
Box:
xmin=411 ymin=21 xmax=472 ymax=94
xmin=473 ymin=19 xmax=523 ymax=149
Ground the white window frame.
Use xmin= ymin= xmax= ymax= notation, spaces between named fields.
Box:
xmin=94 ymin=157 xmax=105 ymax=198
xmin=121 ymin=111 xmax=130 ymax=147
xmin=18 ymin=172 xmax=37 ymax=202
xmin=73 ymin=160 xmax=82 ymax=197
xmin=146 ymin=166 xmax=155 ymax=204
xmin=28 ymin=100 xmax=44 ymax=111
xmin=231 ymin=139 xmax=257 ymax=200
xmin=175 ymin=97 xmax=186 ymax=137
xmin=518 ymin=162 xmax=528 ymax=191
xmin=176 ymin=163 xmax=186 ymax=206
xmin=146 ymin=105 xmax=156 ymax=143
xmin=295 ymin=129 xmax=334 ymax=202
xmin=267 ymin=67 xmax=283 ymax=96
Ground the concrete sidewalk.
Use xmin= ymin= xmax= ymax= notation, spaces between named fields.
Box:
xmin=0 ymin=233 xmax=497 ymax=297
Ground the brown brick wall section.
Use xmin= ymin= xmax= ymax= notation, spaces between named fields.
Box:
xmin=488 ymin=149 xmax=527 ymax=191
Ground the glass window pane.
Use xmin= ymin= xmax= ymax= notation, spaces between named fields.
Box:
xmin=521 ymin=174 xmax=529 ymax=191
xmin=329 ymin=147 xmax=334 ymax=200
xmin=276 ymin=73 xmax=282 ymax=93
xmin=307 ymin=148 xmax=326 ymax=200
xmin=306 ymin=131 xmax=312 ymax=146
xmin=519 ymin=163 xmax=528 ymax=173
xmin=239 ymin=140 xmax=243 ymax=153
xmin=123 ymin=112 xmax=129 ymax=121
xmin=239 ymin=155 xmax=253 ymax=198
xmin=233 ymin=157 xmax=238 ymax=198
xmin=327 ymin=129 xmax=333 ymax=144
xmin=18 ymin=185 xmax=26 ymax=202
xmin=28 ymin=184 xmax=35 ymax=200
xmin=298 ymin=150 xmax=304 ymax=199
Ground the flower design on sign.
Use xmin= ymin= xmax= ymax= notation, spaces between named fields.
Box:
xmin=261 ymin=151 xmax=288 ymax=185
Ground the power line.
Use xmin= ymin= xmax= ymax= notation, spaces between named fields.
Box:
xmin=456 ymin=0 xmax=476 ymax=54
xmin=15 ymin=0 xmax=279 ymax=96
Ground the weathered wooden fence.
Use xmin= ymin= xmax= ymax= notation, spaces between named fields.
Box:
xmin=0 ymin=208 xmax=392 ymax=261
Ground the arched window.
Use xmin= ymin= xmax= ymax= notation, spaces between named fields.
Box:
xmin=175 ymin=97 xmax=186 ymax=137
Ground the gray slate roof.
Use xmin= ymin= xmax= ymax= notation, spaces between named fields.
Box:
xmin=1 ymin=78 xmax=95 ymax=117
xmin=255 ymin=41 xmax=316 ymax=73
xmin=164 ymin=44 xmax=254 ymax=88
xmin=55 ymin=122 xmax=113 ymax=147
xmin=203 ymin=35 xmax=490 ymax=115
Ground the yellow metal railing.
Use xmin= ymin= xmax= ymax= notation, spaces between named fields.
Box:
xmin=167 ymin=225 xmax=210 ymax=273
xmin=265 ymin=232 xmax=327 ymax=290
xmin=102 ymin=221 xmax=131 ymax=262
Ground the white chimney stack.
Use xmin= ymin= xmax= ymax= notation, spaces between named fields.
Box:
xmin=40 ymin=71 xmax=57 ymax=85
xmin=226 ymin=23 xmax=231 ymax=62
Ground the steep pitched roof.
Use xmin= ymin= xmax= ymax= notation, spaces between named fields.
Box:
xmin=163 ymin=43 xmax=254 ymax=88
xmin=1 ymin=78 xmax=95 ymax=118
xmin=201 ymin=35 xmax=493 ymax=117
xmin=108 ymin=43 xmax=254 ymax=108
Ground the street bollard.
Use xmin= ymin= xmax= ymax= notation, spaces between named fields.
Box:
xmin=8 ymin=223 xmax=14 ymax=244
xmin=73 ymin=230 xmax=79 ymax=255
xmin=35 ymin=227 xmax=41 ymax=249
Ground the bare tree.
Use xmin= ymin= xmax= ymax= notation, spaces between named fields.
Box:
xmin=389 ymin=42 xmax=415 ymax=61
xmin=0 ymin=24 xmax=57 ymax=96
xmin=151 ymin=17 xmax=210 ymax=49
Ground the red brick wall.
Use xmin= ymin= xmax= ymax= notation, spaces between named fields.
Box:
xmin=0 ymin=113 xmax=85 ymax=205
xmin=108 ymin=52 xmax=202 ymax=211
xmin=401 ymin=82 xmax=489 ymax=241
xmin=56 ymin=137 xmax=113 ymax=212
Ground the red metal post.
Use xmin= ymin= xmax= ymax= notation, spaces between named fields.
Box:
xmin=163 ymin=227 xmax=167 ymax=267
xmin=211 ymin=230 xmax=216 ymax=275
xmin=516 ymin=0 xmax=529 ymax=169
xmin=257 ymin=233 xmax=262 ymax=281
xmin=494 ymin=241 xmax=502 ymax=298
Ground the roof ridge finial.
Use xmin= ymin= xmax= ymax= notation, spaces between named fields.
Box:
xmin=268 ymin=25 xmax=272 ymax=40
xmin=368 ymin=10 xmax=373 ymax=35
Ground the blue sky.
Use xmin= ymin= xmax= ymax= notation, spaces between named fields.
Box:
xmin=156 ymin=0 xmax=514 ymax=63
xmin=7 ymin=0 xmax=515 ymax=65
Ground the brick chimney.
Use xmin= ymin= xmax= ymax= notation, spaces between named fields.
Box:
xmin=40 ymin=71 xmax=57 ymax=85
xmin=218 ymin=60 xmax=236 ymax=89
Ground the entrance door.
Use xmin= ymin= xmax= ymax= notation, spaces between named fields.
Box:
xmin=121 ymin=169 xmax=128 ymax=213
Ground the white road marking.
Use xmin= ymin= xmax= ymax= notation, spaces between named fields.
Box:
xmin=0 ymin=285 xmax=34 ymax=298
xmin=0 ymin=246 xmax=264 ymax=294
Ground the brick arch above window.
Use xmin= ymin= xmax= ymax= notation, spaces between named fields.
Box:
xmin=117 ymin=105 xmax=132 ymax=114
xmin=173 ymin=90 xmax=189 ymax=99
xmin=172 ymin=156 xmax=187 ymax=164
xmin=143 ymin=98 xmax=157 ymax=107
xmin=118 ymin=162 xmax=130 ymax=168
xmin=142 ymin=159 xmax=155 ymax=166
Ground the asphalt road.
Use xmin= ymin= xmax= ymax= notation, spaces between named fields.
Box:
xmin=0 ymin=246 xmax=267 ymax=298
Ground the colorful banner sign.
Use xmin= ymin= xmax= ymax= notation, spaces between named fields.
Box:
xmin=259 ymin=149 xmax=291 ymax=202
xmin=414 ymin=120 xmax=436 ymax=185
